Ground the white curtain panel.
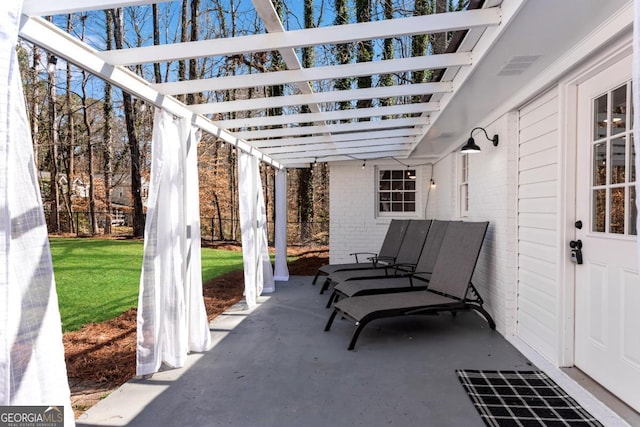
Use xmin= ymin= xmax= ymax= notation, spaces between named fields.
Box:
xmin=184 ymin=126 xmax=210 ymax=352
xmin=274 ymin=169 xmax=289 ymax=281
xmin=0 ymin=0 xmax=74 ymax=423
xmin=635 ymin=0 xmax=640 ymax=265
xmin=238 ymin=152 xmax=274 ymax=307
xmin=137 ymin=109 xmax=187 ymax=376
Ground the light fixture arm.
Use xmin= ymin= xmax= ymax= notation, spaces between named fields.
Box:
xmin=470 ymin=127 xmax=499 ymax=147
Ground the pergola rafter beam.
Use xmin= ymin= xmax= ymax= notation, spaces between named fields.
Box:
xmin=98 ymin=8 xmax=501 ymax=66
xmin=235 ymin=117 xmax=428 ymax=140
xmin=190 ymin=82 xmax=452 ymax=115
xmin=260 ymin=137 xmax=415 ymax=155
xmin=251 ymin=128 xmax=421 ymax=148
xmin=269 ymin=144 xmax=413 ymax=158
xmin=215 ymin=103 xmax=439 ymax=129
xmin=155 ymin=53 xmax=471 ymax=95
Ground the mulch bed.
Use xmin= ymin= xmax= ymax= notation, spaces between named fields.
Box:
xmin=64 ymin=246 xmax=328 ymax=416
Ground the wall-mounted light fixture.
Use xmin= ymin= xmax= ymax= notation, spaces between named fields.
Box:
xmin=460 ymin=127 xmax=499 ymax=153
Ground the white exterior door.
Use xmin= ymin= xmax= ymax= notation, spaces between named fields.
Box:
xmin=575 ymin=54 xmax=640 ymax=412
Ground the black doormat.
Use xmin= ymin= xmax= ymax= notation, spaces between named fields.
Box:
xmin=456 ymin=370 xmax=603 ymax=426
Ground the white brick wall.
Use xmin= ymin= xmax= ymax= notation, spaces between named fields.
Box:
xmin=329 ymin=160 xmax=432 ymax=263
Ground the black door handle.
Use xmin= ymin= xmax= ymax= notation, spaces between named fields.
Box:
xmin=569 ymin=240 xmax=583 ymax=264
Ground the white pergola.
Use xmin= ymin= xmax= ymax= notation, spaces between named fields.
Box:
xmin=18 ymin=0 xmax=514 ymax=167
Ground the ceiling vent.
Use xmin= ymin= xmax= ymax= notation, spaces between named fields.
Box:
xmin=497 ymin=55 xmax=542 ymax=76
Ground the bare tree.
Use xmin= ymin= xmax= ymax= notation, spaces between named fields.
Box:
xmin=62 ymin=14 xmax=76 ymax=233
xmin=334 ymin=0 xmax=352 ymax=115
xmin=46 ymin=17 xmax=60 ymax=232
xmin=102 ymin=9 xmax=115 ymax=235
xmin=380 ymin=0 xmax=395 ymax=112
xmin=113 ymin=8 xmax=145 ymax=236
xmin=355 ymin=0 xmax=373 ymax=113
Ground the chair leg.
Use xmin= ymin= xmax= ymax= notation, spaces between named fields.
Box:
xmin=472 ymin=306 xmax=496 ymax=330
xmin=319 ymin=278 xmax=331 ymax=294
xmin=324 ymin=309 xmax=338 ymax=331
xmin=312 ymin=271 xmax=324 ymax=285
xmin=348 ymin=322 xmax=366 ymax=351
xmin=326 ymin=291 xmax=337 ymax=308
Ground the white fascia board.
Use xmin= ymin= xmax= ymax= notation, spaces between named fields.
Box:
xmin=190 ymin=82 xmax=452 ymax=115
xmin=215 ymin=103 xmax=439 ymax=129
xmin=100 ymin=8 xmax=501 ymax=66
xmin=155 ymin=53 xmax=471 ymax=95
xmin=18 ymin=15 xmax=282 ymax=169
xmin=22 ymin=0 xmax=175 ymax=15
xmin=235 ymin=117 xmax=428 ymax=140
xmin=261 ymin=138 xmax=415 ymax=155
xmin=251 ymin=128 xmax=422 ymax=147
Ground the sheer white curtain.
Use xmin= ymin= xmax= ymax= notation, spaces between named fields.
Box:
xmin=635 ymin=0 xmax=640 ymax=265
xmin=137 ymin=109 xmax=210 ymax=376
xmin=1 ymin=0 xmax=74 ymax=423
xmin=184 ymin=126 xmax=210 ymax=352
xmin=238 ymin=152 xmax=274 ymax=308
xmin=274 ymin=169 xmax=289 ymax=281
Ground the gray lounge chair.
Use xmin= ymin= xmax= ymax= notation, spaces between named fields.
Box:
xmin=312 ymin=219 xmax=409 ymax=285
xmin=324 ymin=221 xmax=494 ymax=350
xmin=325 ymin=219 xmax=450 ymax=308
xmin=319 ymin=219 xmax=432 ymax=294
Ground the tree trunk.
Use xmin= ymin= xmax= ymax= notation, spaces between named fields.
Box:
xmin=47 ymin=50 xmax=60 ymax=233
xmin=152 ymin=4 xmax=162 ymax=84
xmin=333 ymin=0 xmax=352 ymax=115
xmin=380 ymin=0 xmax=394 ymax=112
xmin=30 ymin=45 xmax=40 ymax=171
xmin=113 ymin=8 xmax=145 ymax=236
xmin=187 ymin=0 xmax=201 ymax=105
xmin=355 ymin=0 xmax=372 ymax=113
xmin=177 ymin=0 xmax=188 ymax=102
xmin=102 ymin=10 xmax=115 ymax=235
xmin=63 ymin=14 xmax=76 ymax=233
xmin=411 ymin=0 xmax=430 ymax=101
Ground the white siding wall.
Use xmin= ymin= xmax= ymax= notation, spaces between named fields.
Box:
xmin=329 ymin=160 xmax=432 ymax=263
xmin=516 ymin=88 xmax=560 ymax=361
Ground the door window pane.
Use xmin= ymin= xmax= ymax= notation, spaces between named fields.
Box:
xmin=593 ymin=189 xmax=606 ymax=232
xmin=593 ymin=142 xmax=606 ymax=186
xmin=610 ymin=138 xmax=626 ymax=184
xmin=593 ymin=94 xmax=608 ymax=140
xmin=611 ymin=84 xmax=627 ymax=135
xmin=610 ymin=187 xmax=625 ymax=234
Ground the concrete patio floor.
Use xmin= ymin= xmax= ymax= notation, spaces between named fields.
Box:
xmin=77 ymin=276 xmax=631 ymax=427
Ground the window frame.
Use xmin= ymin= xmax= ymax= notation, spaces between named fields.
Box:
xmin=375 ymin=166 xmax=421 ymax=218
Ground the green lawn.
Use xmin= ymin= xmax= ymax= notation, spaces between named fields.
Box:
xmin=50 ymin=238 xmax=245 ymax=332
